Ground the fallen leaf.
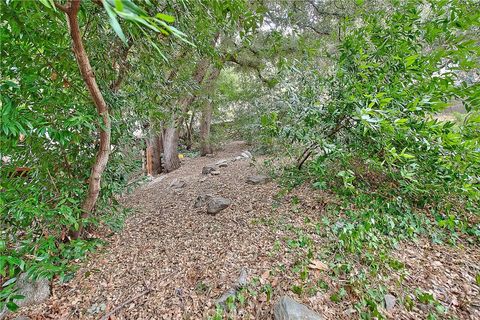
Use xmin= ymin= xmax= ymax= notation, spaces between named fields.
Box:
xmin=308 ymin=260 xmax=329 ymax=271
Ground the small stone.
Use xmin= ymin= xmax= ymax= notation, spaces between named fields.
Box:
xmin=384 ymin=294 xmax=396 ymax=311
xmin=274 ymin=296 xmax=323 ymax=320
xmin=215 ymin=159 xmax=228 ymax=167
xmin=202 ymin=165 xmax=216 ymax=175
xmin=207 ymin=197 xmax=231 ymax=214
xmin=246 ymin=175 xmax=270 ymax=185
xmin=243 ymin=150 xmax=253 ymax=158
xmin=205 ymin=153 xmax=215 ymax=158
xmin=216 ymin=288 xmax=236 ymax=307
xmin=236 ymin=268 xmax=248 ymax=288
xmin=169 ymin=178 xmax=186 ymax=189
xmin=211 ymin=171 xmax=220 ymax=175
xmin=199 ymin=177 xmax=207 ymax=183
xmin=235 ymin=156 xmax=243 ymax=161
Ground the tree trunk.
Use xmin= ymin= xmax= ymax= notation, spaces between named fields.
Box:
xmin=59 ymin=0 xmax=111 ymax=239
xmin=200 ymin=101 xmax=213 ymax=156
xmin=162 ymin=127 xmax=180 ymax=173
xmin=200 ymin=67 xmax=221 ymax=156
xmin=151 ymin=133 xmax=163 ymax=174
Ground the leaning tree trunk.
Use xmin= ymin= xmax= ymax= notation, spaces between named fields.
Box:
xmin=58 ymin=0 xmax=111 ymax=239
xmin=162 ymin=127 xmax=180 ymax=172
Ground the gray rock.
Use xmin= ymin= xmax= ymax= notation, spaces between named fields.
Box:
xmin=194 ymin=194 xmax=213 ymax=208
xmin=211 ymin=171 xmax=220 ymax=176
xmin=384 ymin=294 xmax=396 ymax=311
xmin=236 ymin=268 xmax=248 ymax=288
xmin=215 ymin=160 xmax=228 ymax=168
xmin=246 ymin=175 xmax=271 ymax=185
xmin=10 ymin=273 xmax=50 ymax=311
xmin=274 ymin=296 xmax=323 ymax=320
xmin=207 ymin=197 xmax=231 ymax=214
xmin=243 ymin=150 xmax=253 ymax=158
xmin=169 ymin=178 xmax=186 ymax=189
xmin=216 ymin=268 xmax=248 ymax=307
xmin=202 ymin=165 xmax=216 ymax=175
xmin=235 ymin=156 xmax=243 ymax=161
xmin=216 ymin=287 xmax=237 ymax=307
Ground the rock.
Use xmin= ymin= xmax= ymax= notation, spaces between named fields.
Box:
xmin=202 ymin=165 xmax=216 ymax=175
xmin=215 ymin=159 xmax=228 ymax=167
xmin=205 ymin=153 xmax=215 ymax=158
xmin=216 ymin=268 xmax=248 ymax=307
xmin=16 ymin=273 xmax=50 ymax=308
xmin=246 ymin=175 xmax=270 ymax=185
xmin=216 ymin=288 xmax=237 ymax=307
xmin=169 ymin=178 xmax=186 ymax=189
xmin=243 ymin=150 xmax=253 ymax=158
xmin=384 ymin=294 xmax=396 ymax=311
xmin=194 ymin=194 xmax=213 ymax=208
xmin=207 ymin=197 xmax=231 ymax=214
xmin=235 ymin=156 xmax=243 ymax=161
xmin=274 ymin=296 xmax=323 ymax=320
xmin=211 ymin=171 xmax=220 ymax=176
xmin=236 ymin=268 xmax=248 ymax=288
xmin=199 ymin=177 xmax=207 ymax=183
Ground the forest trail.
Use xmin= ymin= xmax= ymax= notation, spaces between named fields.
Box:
xmin=23 ymin=141 xmax=288 ymax=319
xmin=15 ymin=141 xmax=480 ymax=320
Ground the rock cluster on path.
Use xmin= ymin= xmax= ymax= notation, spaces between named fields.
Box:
xmin=273 ymin=296 xmax=323 ymax=320
xmin=246 ymin=175 xmax=271 ymax=185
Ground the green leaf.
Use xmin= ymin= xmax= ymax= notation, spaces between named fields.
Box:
xmin=156 ymin=13 xmax=175 ymax=23
xmin=6 ymin=301 xmax=19 ymax=312
xmin=103 ymin=1 xmax=127 ymax=44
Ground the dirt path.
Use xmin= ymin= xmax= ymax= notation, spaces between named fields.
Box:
xmin=23 ymin=141 xmax=284 ymax=319
xmin=15 ymin=141 xmax=480 ymax=320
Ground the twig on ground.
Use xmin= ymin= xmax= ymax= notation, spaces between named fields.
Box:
xmin=99 ymin=288 xmax=151 ymax=320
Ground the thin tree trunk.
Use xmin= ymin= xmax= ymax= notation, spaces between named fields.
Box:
xmin=162 ymin=127 xmax=180 ymax=172
xmin=200 ymin=67 xmax=221 ymax=156
xmin=58 ymin=0 xmax=111 ymax=239
xmin=200 ymin=101 xmax=213 ymax=156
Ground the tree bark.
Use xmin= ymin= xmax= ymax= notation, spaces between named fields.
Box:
xmin=161 ymin=59 xmax=211 ymax=172
xmin=200 ymin=101 xmax=213 ymax=156
xmin=58 ymin=0 xmax=111 ymax=239
xmin=151 ymin=133 xmax=163 ymax=174
xmin=200 ymin=67 xmax=221 ymax=156
xmin=162 ymin=127 xmax=180 ymax=172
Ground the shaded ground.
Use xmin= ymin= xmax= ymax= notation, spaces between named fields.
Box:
xmin=15 ymin=141 xmax=480 ymax=319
